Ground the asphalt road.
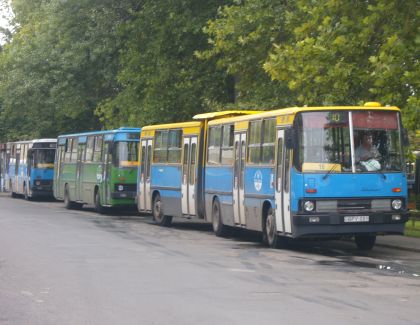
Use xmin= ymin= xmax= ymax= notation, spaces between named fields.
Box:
xmin=1 ymin=194 xmax=419 ymax=325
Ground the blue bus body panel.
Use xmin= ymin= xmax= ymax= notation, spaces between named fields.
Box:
xmin=205 ymin=166 xmax=234 ymax=193
xmin=244 ymin=166 xmax=275 ymax=198
xmin=291 ymin=169 xmax=408 ymax=212
xmin=30 ymin=168 xmax=54 ymax=185
xmin=151 ymin=165 xmax=182 ymax=189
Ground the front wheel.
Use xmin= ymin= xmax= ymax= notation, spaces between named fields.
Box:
xmin=212 ymin=199 xmax=229 ymax=237
xmin=263 ymin=207 xmax=287 ymax=249
xmin=152 ymin=194 xmax=172 ymax=226
xmin=355 ymin=235 xmax=376 ymax=251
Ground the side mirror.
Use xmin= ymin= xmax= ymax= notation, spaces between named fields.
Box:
xmin=402 ymin=128 xmax=409 ymax=147
xmin=285 ymin=128 xmax=297 ymax=150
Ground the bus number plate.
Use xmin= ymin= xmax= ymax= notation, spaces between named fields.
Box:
xmin=344 ymin=216 xmax=369 ymax=223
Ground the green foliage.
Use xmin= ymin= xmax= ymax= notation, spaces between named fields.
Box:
xmin=97 ymin=0 xmax=232 ymax=128
xmin=198 ymin=0 xmax=295 ymax=108
xmin=0 ymin=0 xmax=136 ymax=141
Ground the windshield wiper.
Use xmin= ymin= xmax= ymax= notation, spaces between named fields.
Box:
xmin=322 ymin=162 xmax=340 ymax=180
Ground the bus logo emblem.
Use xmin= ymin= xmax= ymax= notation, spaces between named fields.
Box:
xmin=254 ymin=170 xmax=262 ymax=192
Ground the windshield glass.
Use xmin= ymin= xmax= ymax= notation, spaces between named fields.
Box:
xmin=34 ymin=149 xmax=55 ymax=168
xmin=296 ymin=111 xmax=403 ymax=173
xmin=114 ymin=141 xmax=138 ymax=167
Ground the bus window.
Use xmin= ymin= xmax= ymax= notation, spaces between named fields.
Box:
xmin=35 ymin=149 xmax=55 ymax=168
xmin=93 ymin=136 xmax=102 ymax=162
xmin=146 ymin=144 xmax=152 ymax=177
xmin=261 ymin=119 xmax=276 ymax=165
xmin=168 ymin=130 xmax=182 ymax=163
xmin=208 ymin=126 xmax=222 ymax=164
xmin=153 ymin=130 xmax=169 ymax=163
xmin=114 ymin=141 xmax=138 ymax=167
xmin=86 ymin=136 xmax=94 ymax=162
xmin=248 ymin=120 xmax=262 ymax=164
xmin=64 ymin=138 xmax=73 ymax=162
xmin=71 ymin=138 xmax=79 ymax=162
xmin=221 ymin=124 xmax=234 ymax=165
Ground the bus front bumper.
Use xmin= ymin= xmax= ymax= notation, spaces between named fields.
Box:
xmin=291 ymin=211 xmax=410 ymax=238
xmin=111 ymin=191 xmax=136 ymax=199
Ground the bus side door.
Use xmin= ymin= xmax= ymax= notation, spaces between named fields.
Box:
xmin=182 ymin=136 xmax=197 ymax=216
xmin=76 ymin=143 xmax=85 ymax=201
xmin=139 ymin=139 xmax=152 ymax=211
xmin=233 ymin=132 xmax=246 ymax=225
xmin=275 ymin=129 xmax=292 ymax=234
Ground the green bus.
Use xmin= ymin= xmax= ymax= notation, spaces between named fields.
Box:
xmin=53 ymin=128 xmax=141 ymax=213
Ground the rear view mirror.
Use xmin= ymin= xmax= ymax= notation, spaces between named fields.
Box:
xmin=285 ymin=128 xmax=297 ymax=149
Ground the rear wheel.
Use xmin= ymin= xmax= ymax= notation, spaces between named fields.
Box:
xmin=212 ymin=199 xmax=229 ymax=237
xmin=152 ymin=194 xmax=172 ymax=226
xmin=263 ymin=207 xmax=287 ymax=249
xmin=355 ymin=235 xmax=376 ymax=251
xmin=95 ymin=190 xmax=107 ymax=214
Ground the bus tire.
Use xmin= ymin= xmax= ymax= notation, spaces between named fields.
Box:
xmin=263 ymin=207 xmax=287 ymax=249
xmin=95 ymin=190 xmax=107 ymax=214
xmin=212 ymin=199 xmax=229 ymax=237
xmin=355 ymin=235 xmax=376 ymax=251
xmin=152 ymin=193 xmax=172 ymax=226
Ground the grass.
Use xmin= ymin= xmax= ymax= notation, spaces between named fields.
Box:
xmin=405 ymin=211 xmax=420 ymax=238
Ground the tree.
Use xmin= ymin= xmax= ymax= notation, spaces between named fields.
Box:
xmin=97 ymin=0 xmax=233 ymax=128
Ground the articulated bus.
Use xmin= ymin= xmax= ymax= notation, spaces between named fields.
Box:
xmin=5 ymin=139 xmax=57 ymax=199
xmin=137 ymin=111 xmax=259 ymax=225
xmin=140 ymin=103 xmax=409 ymax=250
xmin=54 ymin=128 xmax=141 ymax=213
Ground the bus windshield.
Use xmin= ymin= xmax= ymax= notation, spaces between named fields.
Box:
xmin=296 ymin=110 xmax=403 ymax=173
xmin=114 ymin=141 xmax=138 ymax=167
xmin=34 ymin=149 xmax=55 ymax=168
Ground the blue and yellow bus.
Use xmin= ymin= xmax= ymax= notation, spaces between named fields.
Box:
xmin=205 ymin=102 xmax=409 ymax=250
xmin=140 ymin=103 xmax=409 ymax=250
xmin=6 ymin=139 xmax=57 ymax=199
xmin=54 ymin=128 xmax=141 ymax=213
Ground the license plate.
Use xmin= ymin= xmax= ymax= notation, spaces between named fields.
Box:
xmin=344 ymin=216 xmax=369 ymax=223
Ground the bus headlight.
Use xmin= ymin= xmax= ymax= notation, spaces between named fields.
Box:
xmin=391 ymin=199 xmax=402 ymax=210
xmin=35 ymin=180 xmax=41 ymax=186
xmin=117 ymin=185 xmax=124 ymax=192
xmin=303 ymin=201 xmax=315 ymax=212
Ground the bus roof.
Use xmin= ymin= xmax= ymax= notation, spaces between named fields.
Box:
xmin=57 ymin=127 xmax=141 ymax=139
xmin=207 ymin=104 xmax=400 ymax=126
xmin=8 ymin=138 xmax=57 ymax=144
xmin=193 ymin=110 xmax=261 ymax=120
xmin=141 ymin=121 xmax=202 ymax=131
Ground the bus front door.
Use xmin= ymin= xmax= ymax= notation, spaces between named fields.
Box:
xmin=139 ymin=139 xmax=152 ymax=211
xmin=275 ymin=129 xmax=292 ymax=234
xmin=182 ymin=136 xmax=197 ymax=216
xmin=233 ymin=132 xmax=246 ymax=226
xmin=102 ymin=142 xmax=112 ymax=205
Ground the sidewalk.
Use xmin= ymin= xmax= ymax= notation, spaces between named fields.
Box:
xmin=375 ymin=234 xmax=420 ymax=253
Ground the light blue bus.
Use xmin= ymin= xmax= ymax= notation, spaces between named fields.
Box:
xmin=6 ymin=139 xmax=57 ymax=199
xmin=205 ymin=103 xmax=409 ymax=250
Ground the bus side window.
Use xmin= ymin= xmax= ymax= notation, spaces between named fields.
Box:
xmin=208 ymin=126 xmax=222 ymax=165
xmin=71 ymin=138 xmax=79 ymax=162
xmin=221 ymin=124 xmax=234 ymax=165
xmin=86 ymin=136 xmax=94 ymax=162
xmin=261 ymin=119 xmax=276 ymax=165
xmin=248 ymin=120 xmax=262 ymax=164
xmin=65 ymin=138 xmax=73 ymax=162
xmin=168 ymin=130 xmax=182 ymax=163
xmin=93 ymin=136 xmax=103 ymax=162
